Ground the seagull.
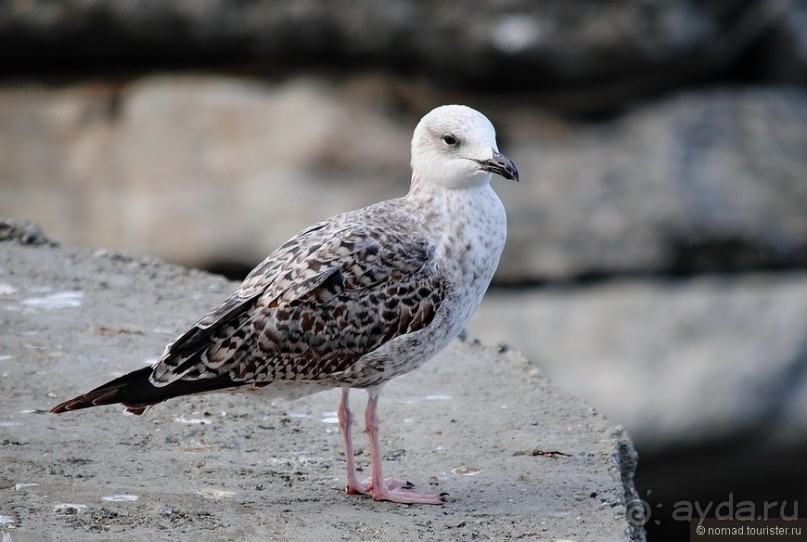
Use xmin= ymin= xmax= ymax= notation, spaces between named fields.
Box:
xmin=50 ymin=104 xmax=518 ymax=505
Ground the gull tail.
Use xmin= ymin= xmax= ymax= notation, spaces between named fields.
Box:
xmin=50 ymin=366 xmax=244 ymax=416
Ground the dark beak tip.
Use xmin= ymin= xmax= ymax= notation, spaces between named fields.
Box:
xmin=499 ymin=159 xmax=519 ymax=183
xmin=480 ymin=151 xmax=520 ymax=183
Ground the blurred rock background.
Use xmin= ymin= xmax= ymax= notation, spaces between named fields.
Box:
xmin=1 ymin=1 xmax=805 ymax=539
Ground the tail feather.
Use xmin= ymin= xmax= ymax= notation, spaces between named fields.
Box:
xmin=50 ymin=366 xmax=245 ymax=415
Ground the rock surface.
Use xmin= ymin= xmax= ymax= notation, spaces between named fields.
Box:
xmin=1 ymin=0 xmax=803 ymax=100
xmin=501 ymin=88 xmax=807 ymax=281
xmin=469 ymin=275 xmax=807 ymax=534
xmin=0 ymin=226 xmax=642 ymax=541
xmin=1 ymin=76 xmax=805 ymax=283
xmin=470 ymin=274 xmax=807 ymax=452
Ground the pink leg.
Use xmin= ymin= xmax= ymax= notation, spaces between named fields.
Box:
xmin=362 ymin=390 xmax=446 ymax=505
xmin=337 ymin=388 xmax=414 ymax=495
xmin=337 ymin=387 xmax=368 ymax=495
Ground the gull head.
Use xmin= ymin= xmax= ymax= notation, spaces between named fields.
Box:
xmin=410 ymin=105 xmax=519 ymax=189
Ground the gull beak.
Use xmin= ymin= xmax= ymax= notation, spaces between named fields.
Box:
xmin=477 ymin=150 xmax=519 ymax=182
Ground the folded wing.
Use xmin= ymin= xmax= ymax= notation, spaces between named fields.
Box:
xmin=52 ymin=206 xmax=445 ymax=414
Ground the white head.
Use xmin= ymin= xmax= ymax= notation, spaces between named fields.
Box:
xmin=410 ymin=105 xmax=518 ymax=189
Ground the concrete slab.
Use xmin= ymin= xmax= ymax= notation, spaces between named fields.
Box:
xmin=0 ymin=223 xmax=642 ymax=541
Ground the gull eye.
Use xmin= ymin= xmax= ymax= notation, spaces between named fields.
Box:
xmin=442 ymin=134 xmax=458 ymax=146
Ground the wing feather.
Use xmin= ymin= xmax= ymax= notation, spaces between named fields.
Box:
xmin=150 ymin=202 xmax=445 ymax=389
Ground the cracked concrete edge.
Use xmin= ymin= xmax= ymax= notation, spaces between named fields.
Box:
xmin=494 ymin=346 xmax=647 ymax=542
xmin=612 ymin=427 xmax=646 ymax=542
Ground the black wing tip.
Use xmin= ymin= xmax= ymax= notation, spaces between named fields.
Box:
xmin=49 ymin=366 xmax=156 ymax=415
xmin=49 ymin=366 xmax=246 ymax=415
xmin=50 ymin=398 xmax=85 ymax=414
xmin=49 ymin=390 xmax=146 ymax=415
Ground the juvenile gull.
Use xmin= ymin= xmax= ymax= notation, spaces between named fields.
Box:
xmin=51 ymin=104 xmax=518 ymax=505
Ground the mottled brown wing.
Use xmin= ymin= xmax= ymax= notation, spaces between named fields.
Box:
xmin=150 ymin=208 xmax=445 ymax=388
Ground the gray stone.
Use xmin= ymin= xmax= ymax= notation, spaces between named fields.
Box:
xmin=755 ymin=0 xmax=807 ymax=85
xmin=0 ymin=218 xmax=52 ymax=246
xmin=468 ymin=274 xmax=807 ymax=454
xmin=0 ymin=76 xmax=409 ymax=273
xmin=499 ymin=87 xmax=807 ymax=282
xmin=1 ymin=1 xmax=803 ymax=99
xmin=470 ymin=273 xmax=807 ymax=536
xmin=0 ymin=228 xmax=642 ymax=541
xmin=1 ymin=77 xmax=805 ymax=283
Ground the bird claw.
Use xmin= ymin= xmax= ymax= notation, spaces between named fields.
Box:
xmin=382 ymin=478 xmax=415 ymax=491
xmin=372 ymin=486 xmax=447 ymax=505
xmin=346 ymin=477 xmax=445 ymax=505
xmin=346 ymin=477 xmax=409 ymax=494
